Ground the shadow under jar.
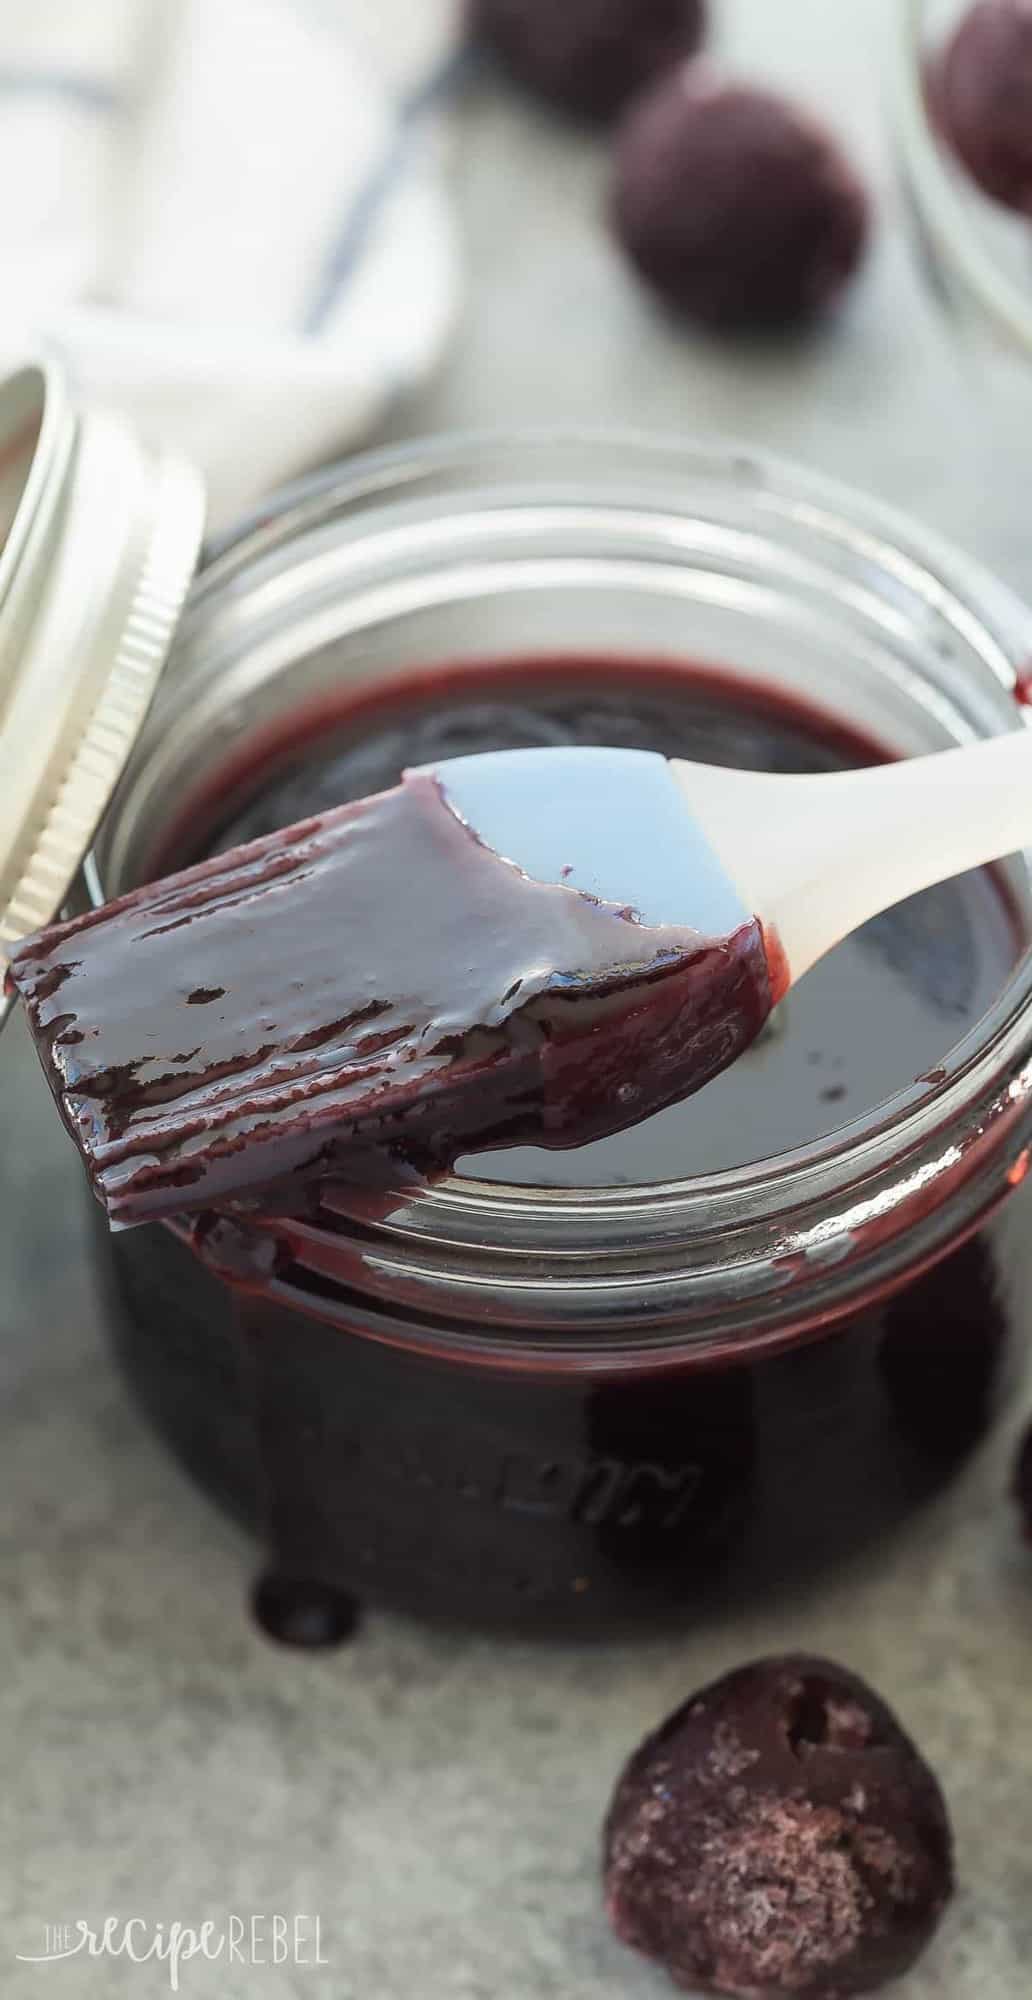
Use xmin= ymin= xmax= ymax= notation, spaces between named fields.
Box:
xmin=80 ymin=434 xmax=1032 ymax=1639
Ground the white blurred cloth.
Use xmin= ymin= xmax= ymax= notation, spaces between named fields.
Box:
xmin=0 ymin=0 xmax=463 ymax=527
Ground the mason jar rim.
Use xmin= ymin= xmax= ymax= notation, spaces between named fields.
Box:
xmin=83 ymin=428 xmax=1032 ymax=1367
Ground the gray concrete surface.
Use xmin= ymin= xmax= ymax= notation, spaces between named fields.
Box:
xmin=4 ymin=2 xmax=1032 ymax=1994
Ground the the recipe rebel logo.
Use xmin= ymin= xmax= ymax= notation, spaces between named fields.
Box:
xmin=15 ymin=1914 xmax=329 ymax=1988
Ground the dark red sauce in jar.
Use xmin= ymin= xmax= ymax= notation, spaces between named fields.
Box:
xmin=96 ymin=656 xmax=1029 ymax=1638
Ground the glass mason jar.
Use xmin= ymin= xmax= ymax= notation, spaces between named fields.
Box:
xmin=78 ymin=433 xmax=1032 ymax=1635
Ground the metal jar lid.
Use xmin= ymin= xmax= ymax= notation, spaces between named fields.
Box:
xmin=0 ymin=360 xmax=206 ymax=1029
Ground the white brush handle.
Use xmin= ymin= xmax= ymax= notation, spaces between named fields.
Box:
xmin=673 ymin=728 xmax=1032 ymax=980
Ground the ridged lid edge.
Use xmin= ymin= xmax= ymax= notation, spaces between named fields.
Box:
xmin=1 ymin=370 xmax=205 ymax=1026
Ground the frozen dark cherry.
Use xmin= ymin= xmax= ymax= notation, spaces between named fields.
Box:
xmin=929 ymin=0 xmax=1032 ymax=215
xmin=470 ymin=0 xmax=706 ymax=123
xmin=603 ymin=1655 xmax=954 ymax=1997
xmin=613 ymin=68 xmax=870 ymax=331
xmin=1013 ymin=1424 xmax=1032 ymax=1541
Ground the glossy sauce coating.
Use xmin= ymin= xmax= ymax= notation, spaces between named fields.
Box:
xmin=7 ymin=771 xmax=777 ymax=1226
